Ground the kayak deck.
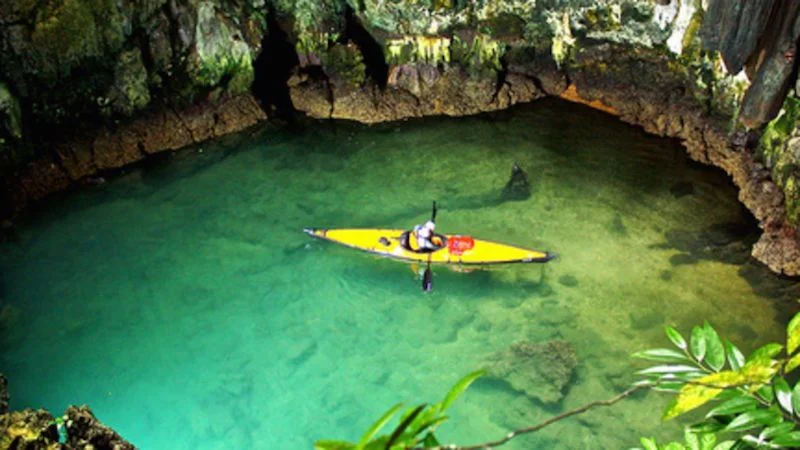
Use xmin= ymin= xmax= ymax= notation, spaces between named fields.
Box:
xmin=304 ymin=228 xmax=555 ymax=265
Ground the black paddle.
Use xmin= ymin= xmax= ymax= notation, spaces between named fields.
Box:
xmin=422 ymin=201 xmax=437 ymax=292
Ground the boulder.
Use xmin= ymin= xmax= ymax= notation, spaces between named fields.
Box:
xmin=485 ymin=339 xmax=578 ymax=405
xmin=64 ymin=405 xmax=135 ymax=450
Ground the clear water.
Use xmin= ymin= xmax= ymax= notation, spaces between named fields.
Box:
xmin=1 ymin=99 xmax=797 ymax=449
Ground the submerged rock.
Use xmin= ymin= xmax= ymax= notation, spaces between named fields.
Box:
xmin=485 ymin=339 xmax=578 ymax=405
xmin=501 ymin=162 xmax=531 ymax=201
xmin=64 ymin=405 xmax=135 ymax=450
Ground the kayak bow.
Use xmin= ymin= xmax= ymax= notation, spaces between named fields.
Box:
xmin=303 ymin=228 xmax=555 ymax=265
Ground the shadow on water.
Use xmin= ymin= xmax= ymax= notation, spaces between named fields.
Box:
xmin=656 ymin=213 xmax=800 ymax=314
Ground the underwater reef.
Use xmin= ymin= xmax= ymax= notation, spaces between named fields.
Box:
xmin=0 ymin=0 xmax=799 ymax=275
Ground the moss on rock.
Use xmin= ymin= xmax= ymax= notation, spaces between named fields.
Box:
xmin=0 ymin=84 xmax=22 ymax=141
xmin=760 ymin=96 xmax=800 ymax=225
xmin=322 ymin=43 xmax=366 ymax=86
xmin=105 ymin=48 xmax=151 ymax=116
xmin=188 ymin=1 xmax=255 ymax=96
xmin=29 ymin=0 xmax=127 ymax=81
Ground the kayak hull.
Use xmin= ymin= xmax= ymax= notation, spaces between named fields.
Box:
xmin=304 ymin=228 xmax=555 ymax=265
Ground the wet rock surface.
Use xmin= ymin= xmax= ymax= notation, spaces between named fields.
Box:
xmin=64 ymin=406 xmax=135 ymax=450
xmin=0 ymin=408 xmax=60 ymax=449
xmin=485 ymin=339 xmax=578 ymax=405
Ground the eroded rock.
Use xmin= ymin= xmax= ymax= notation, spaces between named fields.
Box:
xmin=0 ymin=408 xmax=60 ymax=449
xmin=64 ymin=405 xmax=135 ymax=450
xmin=485 ymin=339 xmax=578 ymax=405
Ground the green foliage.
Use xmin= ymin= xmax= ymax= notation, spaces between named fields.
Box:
xmin=635 ymin=312 xmax=800 ymax=449
xmin=321 ymin=313 xmax=800 ymax=450
xmin=637 ymin=427 xmax=734 ymax=450
xmin=758 ymin=95 xmax=800 ymax=225
xmin=314 ymin=370 xmax=484 ymax=450
xmin=322 ymin=44 xmax=367 ymax=86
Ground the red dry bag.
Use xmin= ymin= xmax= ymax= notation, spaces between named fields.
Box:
xmin=447 ymin=235 xmax=475 ymax=255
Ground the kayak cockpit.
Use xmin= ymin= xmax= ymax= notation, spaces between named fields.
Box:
xmin=399 ymin=230 xmax=448 ymax=253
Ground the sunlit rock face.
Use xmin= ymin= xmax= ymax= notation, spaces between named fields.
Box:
xmin=0 ymin=0 xmax=798 ymax=275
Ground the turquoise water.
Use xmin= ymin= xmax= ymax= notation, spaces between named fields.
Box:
xmin=1 ymin=99 xmax=797 ymax=449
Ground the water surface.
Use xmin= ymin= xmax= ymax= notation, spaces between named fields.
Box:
xmin=1 ymin=99 xmax=796 ymax=449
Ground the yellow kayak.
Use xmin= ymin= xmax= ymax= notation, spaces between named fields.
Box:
xmin=303 ymin=228 xmax=555 ymax=265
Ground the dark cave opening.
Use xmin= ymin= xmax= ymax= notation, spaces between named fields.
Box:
xmin=252 ymin=7 xmax=298 ymax=119
xmin=344 ymin=6 xmax=388 ymax=88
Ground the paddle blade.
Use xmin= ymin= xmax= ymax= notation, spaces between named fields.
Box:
xmin=422 ymin=267 xmax=433 ymax=292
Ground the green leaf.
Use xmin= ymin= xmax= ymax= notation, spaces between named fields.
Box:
xmin=667 ymin=326 xmax=688 ymax=350
xmin=690 ymin=326 xmax=707 ymax=362
xmin=633 ymin=348 xmax=691 ymax=363
xmin=787 ymin=312 xmax=800 ymax=355
xmin=421 ymin=433 xmax=440 ymax=448
xmin=385 ymin=404 xmax=427 ymax=449
xmin=651 ymin=381 xmax=686 ymax=393
xmin=703 ymin=322 xmax=725 ymax=372
xmin=705 ymin=396 xmax=759 ymax=418
xmin=792 ymin=381 xmax=800 ymax=416
xmin=314 ymin=440 xmax=356 ymax=450
xmin=746 ymin=343 xmax=783 ymax=363
xmin=757 ymin=385 xmax=775 ymax=402
xmin=698 ymin=432 xmax=717 ymax=450
xmin=771 ymin=431 xmax=800 ymax=447
xmin=665 ymin=369 xmax=771 ymax=421
xmin=637 ymin=365 xmax=703 ymax=375
xmin=760 ymin=422 xmax=795 ymax=440
xmin=774 ymin=377 xmax=794 ymax=414
xmin=640 ymin=437 xmax=658 ymax=450
xmin=355 ymin=403 xmax=403 ymax=450
xmin=663 ymin=443 xmax=686 ymax=450
xmin=685 ymin=428 xmax=700 ymax=450
xmin=724 ymin=408 xmax=783 ymax=432
xmin=724 ymin=340 xmax=745 ymax=371
xmin=786 ymin=353 xmax=800 ymax=374
xmin=409 ymin=416 xmax=448 ymax=438
xmin=688 ymin=420 xmax=725 ymax=434
xmin=711 ymin=441 xmax=735 ymax=450
xmin=664 ymin=384 xmax=722 ymax=420
xmin=441 ymin=370 xmax=484 ymax=412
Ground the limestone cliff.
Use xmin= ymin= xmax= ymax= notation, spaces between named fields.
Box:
xmin=0 ymin=0 xmax=798 ymax=275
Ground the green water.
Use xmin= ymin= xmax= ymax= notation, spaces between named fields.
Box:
xmin=1 ymin=99 xmax=797 ymax=449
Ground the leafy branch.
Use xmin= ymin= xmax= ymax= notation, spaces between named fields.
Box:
xmin=316 ymin=312 xmax=800 ymax=450
xmin=413 ymin=383 xmax=650 ymax=450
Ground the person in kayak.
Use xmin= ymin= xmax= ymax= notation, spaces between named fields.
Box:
xmin=414 ymin=220 xmax=438 ymax=250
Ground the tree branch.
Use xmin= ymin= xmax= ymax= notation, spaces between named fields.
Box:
xmin=414 ymin=384 xmax=650 ymax=450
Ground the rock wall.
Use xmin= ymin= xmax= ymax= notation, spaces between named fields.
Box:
xmin=0 ymin=0 xmax=799 ymax=275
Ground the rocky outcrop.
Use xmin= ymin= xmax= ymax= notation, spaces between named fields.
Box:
xmin=64 ymin=406 xmax=135 ymax=450
xmin=2 ymin=94 xmax=265 ymax=215
xmin=485 ymin=340 xmax=578 ymax=405
xmin=0 ymin=408 xmax=60 ymax=449
xmin=0 ymin=374 xmax=136 ymax=449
